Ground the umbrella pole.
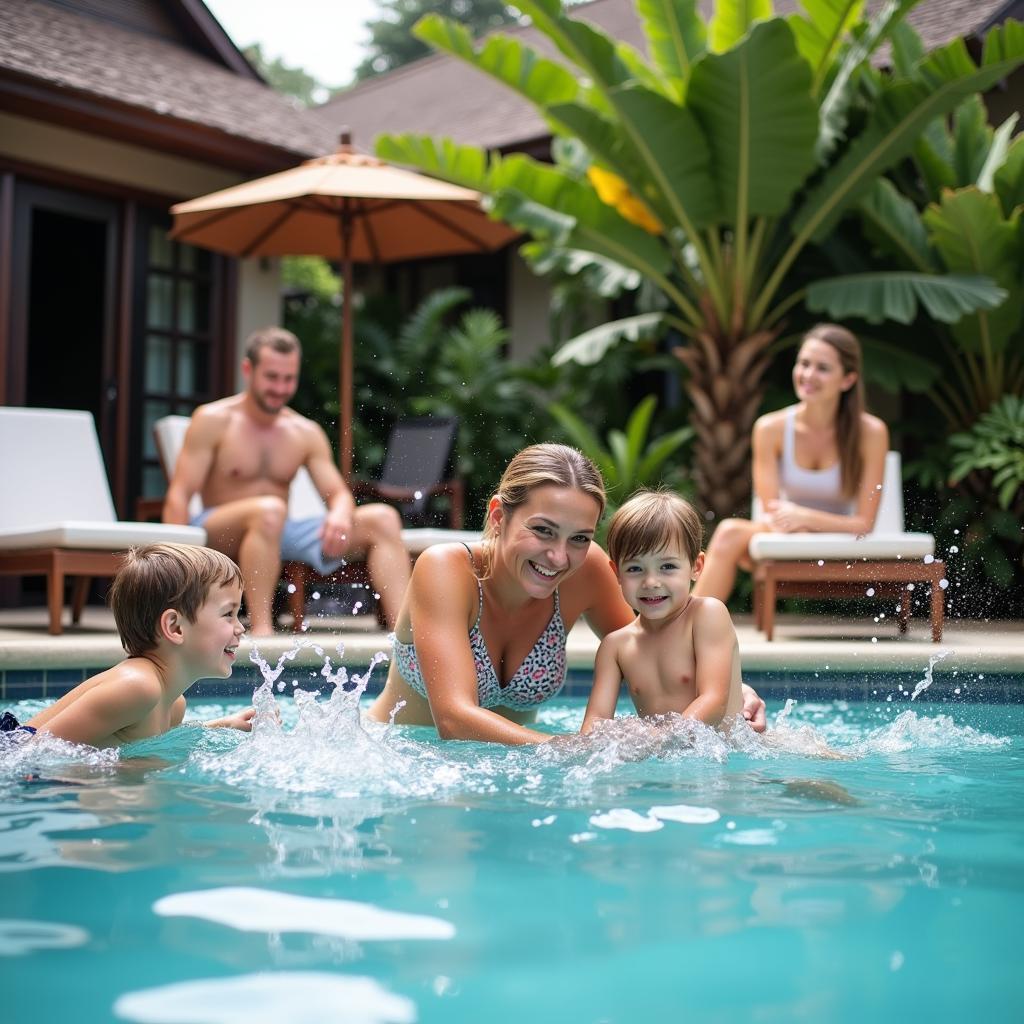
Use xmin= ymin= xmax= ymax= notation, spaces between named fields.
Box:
xmin=339 ymin=208 xmax=354 ymax=480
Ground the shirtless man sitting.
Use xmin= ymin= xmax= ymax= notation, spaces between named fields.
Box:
xmin=162 ymin=326 xmax=410 ymax=635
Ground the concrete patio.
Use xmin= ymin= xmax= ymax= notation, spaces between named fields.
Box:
xmin=1 ymin=603 xmax=1021 ymax=685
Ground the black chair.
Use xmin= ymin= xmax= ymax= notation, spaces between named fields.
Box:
xmin=283 ymin=416 xmax=464 ymax=629
xmin=351 ymin=416 xmax=463 ymax=528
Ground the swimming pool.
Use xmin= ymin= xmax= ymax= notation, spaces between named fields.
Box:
xmin=2 ymin=665 xmax=1022 ymax=1023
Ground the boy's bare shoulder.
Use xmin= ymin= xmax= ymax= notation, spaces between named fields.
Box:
xmin=690 ymin=596 xmax=735 ymax=630
xmin=598 ymin=620 xmax=635 ymax=649
xmin=100 ymin=659 xmax=165 ymax=703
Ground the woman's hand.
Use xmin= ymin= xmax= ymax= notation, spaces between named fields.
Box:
xmin=765 ymin=499 xmax=812 ymax=533
xmin=741 ymin=684 xmax=766 ymax=733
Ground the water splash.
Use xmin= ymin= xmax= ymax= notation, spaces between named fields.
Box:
xmin=189 ymin=640 xmax=464 ymax=800
xmin=910 ymin=649 xmax=952 ymax=701
xmin=858 ymin=710 xmax=1009 ymax=754
xmin=0 ymin=730 xmax=121 ymax=784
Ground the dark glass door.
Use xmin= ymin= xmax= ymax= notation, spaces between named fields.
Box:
xmin=10 ymin=182 xmax=120 ymax=473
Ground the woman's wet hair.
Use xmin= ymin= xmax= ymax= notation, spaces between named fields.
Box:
xmin=801 ymin=323 xmax=866 ymax=497
xmin=109 ymin=543 xmax=243 ymax=658
xmin=607 ymin=489 xmax=704 ymax=566
xmin=481 ymin=443 xmax=606 ymax=576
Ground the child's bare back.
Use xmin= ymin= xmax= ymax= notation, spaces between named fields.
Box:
xmin=28 ymin=660 xmax=187 ymax=748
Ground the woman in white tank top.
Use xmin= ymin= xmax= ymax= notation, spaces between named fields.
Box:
xmin=695 ymin=324 xmax=890 ymax=602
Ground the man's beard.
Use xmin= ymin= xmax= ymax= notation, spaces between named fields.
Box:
xmin=251 ymin=391 xmax=287 ymax=415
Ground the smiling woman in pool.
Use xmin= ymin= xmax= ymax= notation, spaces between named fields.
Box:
xmin=368 ymin=444 xmax=766 ymax=744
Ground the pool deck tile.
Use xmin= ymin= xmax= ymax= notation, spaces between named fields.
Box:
xmin=0 ymin=605 xmax=1020 ymax=701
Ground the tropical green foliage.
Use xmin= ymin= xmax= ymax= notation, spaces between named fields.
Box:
xmin=287 ymin=271 xmax=542 ymax=519
xmin=377 ymin=0 xmax=1024 ymax=519
xmin=949 ymin=395 xmax=1024 ymax=511
xmin=547 ymin=395 xmax=694 ymax=539
xmin=354 ymin=0 xmax=520 ymax=81
xmin=243 ymin=44 xmax=337 ymax=105
xmin=904 ymin=394 xmax=1024 ymax=598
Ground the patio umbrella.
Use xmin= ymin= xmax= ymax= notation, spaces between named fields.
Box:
xmin=169 ymin=133 xmax=518 ymax=477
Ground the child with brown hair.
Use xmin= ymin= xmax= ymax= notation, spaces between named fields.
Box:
xmin=581 ymin=490 xmax=744 ymax=734
xmin=5 ymin=543 xmax=254 ymax=748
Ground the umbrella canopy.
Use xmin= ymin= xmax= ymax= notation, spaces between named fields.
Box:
xmin=169 ymin=135 xmax=518 ymax=476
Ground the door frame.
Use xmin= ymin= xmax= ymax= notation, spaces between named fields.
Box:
xmin=9 ymin=180 xmax=122 ymax=485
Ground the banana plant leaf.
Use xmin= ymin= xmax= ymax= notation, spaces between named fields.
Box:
xmin=923 ymin=188 xmax=1023 ymax=351
xmin=806 ymin=271 xmax=1007 ymax=323
xmin=552 ymin=312 xmax=667 ymax=366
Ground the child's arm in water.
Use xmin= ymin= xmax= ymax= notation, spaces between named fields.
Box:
xmin=581 ymin=634 xmax=624 ymax=734
xmin=685 ymin=599 xmax=739 ymax=729
xmin=175 ymin=696 xmax=256 ymax=732
xmin=203 ymin=708 xmax=257 ymax=731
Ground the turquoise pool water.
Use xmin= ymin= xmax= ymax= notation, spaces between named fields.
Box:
xmin=2 ymin=674 xmax=1022 ymax=1023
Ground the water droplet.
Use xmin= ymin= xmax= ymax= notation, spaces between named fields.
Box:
xmin=414 ymin=490 xmax=423 ymax=500
xmin=871 ymin=637 xmax=878 ymax=643
xmin=907 ymin=583 xmax=915 ymax=591
xmin=949 ymin=545 xmax=958 ymax=554
xmin=923 ymin=554 xmax=934 ymax=564
xmin=866 ymin=587 xmax=875 ymax=597
xmin=817 ymin=559 xmax=824 ymax=566
xmin=939 ymin=579 xmax=949 ymax=589
xmin=286 ymin=583 xmax=297 ymax=594
xmin=312 ymin=591 xmax=321 ymax=601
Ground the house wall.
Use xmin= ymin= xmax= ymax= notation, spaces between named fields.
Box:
xmin=0 ymin=112 xmax=240 ymax=198
xmin=235 ymin=257 xmax=284 ymax=386
xmin=2 ymin=109 xmax=285 ymax=388
xmin=506 ymin=255 xmax=554 ymax=362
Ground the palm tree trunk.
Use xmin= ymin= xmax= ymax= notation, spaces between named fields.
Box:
xmin=672 ymin=328 xmax=777 ymax=521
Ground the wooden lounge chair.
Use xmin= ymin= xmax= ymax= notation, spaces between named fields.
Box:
xmin=153 ymin=415 xmax=478 ymax=630
xmin=749 ymin=452 xmax=945 ymax=641
xmin=0 ymin=407 xmax=206 ymax=635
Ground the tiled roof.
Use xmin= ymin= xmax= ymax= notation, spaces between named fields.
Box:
xmin=0 ymin=0 xmax=338 ymax=161
xmin=317 ymin=0 xmax=1017 ymax=153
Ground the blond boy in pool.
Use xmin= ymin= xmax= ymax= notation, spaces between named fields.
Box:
xmin=581 ymin=490 xmax=743 ymax=734
xmin=15 ymin=544 xmax=254 ymax=748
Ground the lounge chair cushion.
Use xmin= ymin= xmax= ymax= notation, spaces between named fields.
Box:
xmin=748 ymin=531 xmax=934 ymax=561
xmin=747 ymin=451 xmax=935 ymax=562
xmin=401 ymin=528 xmax=481 ymax=554
xmin=0 ymin=521 xmax=206 ymax=551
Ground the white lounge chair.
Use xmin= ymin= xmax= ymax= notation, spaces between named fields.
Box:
xmin=153 ymin=415 xmax=480 ymax=629
xmin=748 ymin=452 xmax=945 ymax=641
xmin=0 ymin=407 xmax=206 ymax=635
